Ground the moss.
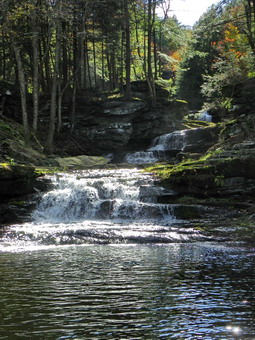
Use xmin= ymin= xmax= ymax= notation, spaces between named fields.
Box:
xmin=176 ymin=99 xmax=188 ymax=104
xmin=214 ymin=175 xmax=225 ymax=187
xmin=35 ymin=167 xmax=60 ymax=175
xmin=145 ymin=157 xmax=213 ymax=181
xmin=107 ymin=93 xmax=124 ymax=100
xmin=0 ymin=162 xmax=11 ymax=169
xmin=0 ymin=120 xmax=23 ymax=139
xmin=0 ymin=163 xmax=38 ymax=179
xmin=183 ymin=119 xmax=216 ymax=129
xmin=9 ymin=200 xmax=26 ymax=207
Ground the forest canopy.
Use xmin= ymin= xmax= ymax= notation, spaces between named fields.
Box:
xmin=0 ymin=0 xmax=255 ymax=152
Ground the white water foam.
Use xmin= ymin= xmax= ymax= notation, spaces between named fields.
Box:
xmin=0 ymin=169 xmax=206 ymax=252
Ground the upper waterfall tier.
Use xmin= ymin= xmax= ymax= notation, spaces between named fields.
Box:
xmin=125 ymin=126 xmax=218 ymax=164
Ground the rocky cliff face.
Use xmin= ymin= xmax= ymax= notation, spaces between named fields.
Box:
xmin=148 ymin=114 xmax=255 ymax=202
xmin=56 ymin=82 xmax=188 ymax=156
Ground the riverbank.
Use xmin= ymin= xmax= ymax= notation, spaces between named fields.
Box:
xmin=146 ymin=115 xmax=255 ymax=243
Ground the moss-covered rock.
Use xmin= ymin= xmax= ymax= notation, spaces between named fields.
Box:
xmin=54 ymin=155 xmax=110 ymax=169
xmin=147 ymin=143 xmax=255 ymax=199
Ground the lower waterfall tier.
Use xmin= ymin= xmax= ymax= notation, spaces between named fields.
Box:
xmin=0 ymin=168 xmax=208 ymax=251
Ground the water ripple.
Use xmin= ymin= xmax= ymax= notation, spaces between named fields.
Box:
xmin=0 ymin=244 xmax=255 ymax=339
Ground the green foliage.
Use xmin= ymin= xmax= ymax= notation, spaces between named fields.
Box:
xmin=248 ymin=71 xmax=255 ymax=78
xmin=214 ymin=175 xmax=225 ymax=187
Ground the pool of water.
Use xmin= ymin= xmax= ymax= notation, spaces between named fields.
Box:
xmin=1 ymin=243 xmax=255 ymax=339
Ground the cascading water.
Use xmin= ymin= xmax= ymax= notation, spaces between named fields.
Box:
xmin=125 ymin=130 xmax=187 ymax=164
xmin=125 ymin=126 xmax=218 ymax=164
xmin=0 ymin=168 xmax=204 ymax=251
xmin=199 ymin=110 xmax=212 ymax=122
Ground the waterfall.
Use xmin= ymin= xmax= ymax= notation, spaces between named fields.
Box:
xmin=124 ymin=151 xmax=165 ymax=164
xmin=124 ymin=130 xmax=189 ymax=164
xmin=0 ymin=168 xmax=205 ymax=251
xmin=149 ymin=130 xmax=186 ymax=151
xmin=33 ymin=169 xmax=174 ymax=223
xmin=125 ymin=126 xmax=218 ymax=164
xmin=199 ymin=111 xmax=212 ymax=122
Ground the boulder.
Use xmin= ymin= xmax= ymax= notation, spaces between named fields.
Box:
xmin=159 ymin=144 xmax=255 ymax=198
xmin=0 ymin=163 xmax=41 ymax=200
xmin=54 ymin=155 xmax=110 ymax=169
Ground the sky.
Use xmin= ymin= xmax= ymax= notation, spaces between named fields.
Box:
xmin=168 ymin=0 xmax=221 ymax=26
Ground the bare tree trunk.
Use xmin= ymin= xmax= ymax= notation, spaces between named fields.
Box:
xmin=85 ymin=36 xmax=92 ymax=88
xmin=62 ymin=21 xmax=68 ymax=86
xmin=133 ymin=4 xmax=144 ymax=79
xmin=245 ymin=0 xmax=255 ymax=52
xmin=143 ymin=4 xmax=147 ymax=77
xmin=1 ymin=30 xmax=6 ymax=81
xmin=153 ymin=26 xmax=158 ymax=80
xmin=32 ymin=16 xmax=40 ymax=133
xmin=124 ymin=0 xmax=132 ymax=100
xmin=92 ymin=18 xmax=97 ymax=89
xmin=147 ymin=0 xmax=156 ymax=106
xmin=70 ymin=79 xmax=77 ymax=135
xmin=106 ymin=38 xmax=113 ymax=90
xmin=120 ymin=29 xmax=125 ymax=92
xmin=12 ymin=42 xmax=29 ymax=140
xmin=45 ymin=17 xmax=61 ymax=154
xmin=101 ymin=37 xmax=105 ymax=90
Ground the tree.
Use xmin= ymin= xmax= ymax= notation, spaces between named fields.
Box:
xmin=0 ymin=0 xmax=189 ymax=151
xmin=12 ymin=41 xmax=29 ymax=140
xmin=147 ymin=0 xmax=157 ymax=106
xmin=124 ymin=0 xmax=132 ymax=100
xmin=45 ymin=0 xmax=62 ymax=153
xmin=176 ymin=4 xmax=224 ymax=109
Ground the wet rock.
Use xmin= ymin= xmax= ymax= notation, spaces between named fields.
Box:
xmin=0 ymin=199 xmax=36 ymax=224
xmin=172 ymin=205 xmax=202 ymax=219
xmin=181 ymin=126 xmax=219 ymax=153
xmin=139 ymin=185 xmax=176 ymax=202
xmin=160 ymin=142 xmax=255 ymax=199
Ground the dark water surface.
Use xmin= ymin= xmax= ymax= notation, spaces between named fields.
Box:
xmin=1 ymin=243 xmax=255 ymax=339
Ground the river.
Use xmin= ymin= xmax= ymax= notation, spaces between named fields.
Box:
xmin=0 ymin=168 xmax=255 ymax=339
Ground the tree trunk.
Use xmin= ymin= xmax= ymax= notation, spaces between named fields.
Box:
xmin=147 ymin=0 xmax=156 ymax=106
xmin=134 ymin=4 xmax=144 ymax=79
xmin=1 ymin=30 xmax=6 ymax=81
xmin=153 ymin=27 xmax=158 ymax=80
xmin=45 ymin=17 xmax=61 ymax=154
xmin=101 ymin=37 xmax=105 ymax=90
xmin=70 ymin=80 xmax=77 ymax=135
xmin=120 ymin=29 xmax=125 ymax=92
xmin=106 ymin=38 xmax=113 ymax=90
xmin=124 ymin=0 xmax=132 ymax=100
xmin=92 ymin=18 xmax=97 ymax=89
xmin=12 ymin=42 xmax=29 ymax=141
xmin=245 ymin=0 xmax=255 ymax=52
xmin=85 ymin=36 xmax=92 ymax=88
xmin=143 ymin=4 xmax=147 ymax=77
xmin=32 ymin=16 xmax=40 ymax=133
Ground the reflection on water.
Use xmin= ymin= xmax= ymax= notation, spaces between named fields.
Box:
xmin=0 ymin=243 xmax=255 ymax=339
